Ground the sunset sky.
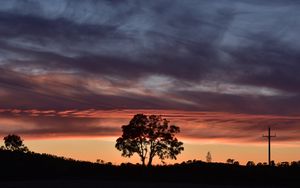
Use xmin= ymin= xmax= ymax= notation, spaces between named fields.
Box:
xmin=0 ymin=0 xmax=300 ymax=165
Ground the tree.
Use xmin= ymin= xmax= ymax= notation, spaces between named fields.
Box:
xmin=246 ymin=161 xmax=255 ymax=166
xmin=226 ymin=158 xmax=235 ymax=164
xmin=291 ymin=161 xmax=300 ymax=167
xmin=96 ymin=159 xmax=105 ymax=164
xmin=3 ymin=134 xmax=29 ymax=152
xmin=206 ymin=151 xmax=212 ymax=163
xmin=277 ymin=161 xmax=289 ymax=167
xmin=115 ymin=114 xmax=184 ymax=166
xmin=270 ymin=160 xmax=275 ymax=167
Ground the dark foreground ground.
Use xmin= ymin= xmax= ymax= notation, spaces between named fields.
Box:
xmin=0 ymin=150 xmax=299 ymax=188
xmin=0 ymin=180 xmax=289 ymax=188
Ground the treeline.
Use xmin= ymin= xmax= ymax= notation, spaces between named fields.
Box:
xmin=182 ymin=159 xmax=300 ymax=168
xmin=1 ymin=149 xmax=300 ymax=187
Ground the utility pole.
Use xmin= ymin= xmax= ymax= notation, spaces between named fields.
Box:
xmin=263 ymin=127 xmax=276 ymax=166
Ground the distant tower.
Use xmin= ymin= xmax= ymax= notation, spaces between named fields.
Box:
xmin=263 ymin=127 xmax=276 ymax=166
xmin=206 ymin=151 xmax=212 ymax=163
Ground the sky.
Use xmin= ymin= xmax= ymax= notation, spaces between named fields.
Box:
xmin=0 ymin=0 xmax=300 ymax=165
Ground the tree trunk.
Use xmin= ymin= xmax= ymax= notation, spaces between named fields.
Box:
xmin=147 ymin=156 xmax=153 ymax=166
xmin=141 ymin=157 xmax=145 ymax=166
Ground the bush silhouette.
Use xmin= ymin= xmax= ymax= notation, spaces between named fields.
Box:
xmin=246 ymin=161 xmax=255 ymax=166
xmin=226 ymin=158 xmax=235 ymax=164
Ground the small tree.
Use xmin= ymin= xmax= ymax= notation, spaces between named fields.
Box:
xmin=96 ymin=159 xmax=105 ymax=164
xmin=270 ymin=160 xmax=276 ymax=167
xmin=116 ymin=114 xmax=184 ymax=166
xmin=206 ymin=151 xmax=212 ymax=163
xmin=226 ymin=158 xmax=235 ymax=164
xmin=3 ymin=134 xmax=29 ymax=152
xmin=246 ymin=161 xmax=255 ymax=166
xmin=278 ymin=161 xmax=289 ymax=167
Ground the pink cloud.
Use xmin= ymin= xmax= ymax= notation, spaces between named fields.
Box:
xmin=0 ymin=108 xmax=299 ymax=143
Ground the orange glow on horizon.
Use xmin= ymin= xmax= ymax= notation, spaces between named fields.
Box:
xmin=24 ymin=137 xmax=300 ymax=165
xmin=1 ymin=108 xmax=300 ymax=165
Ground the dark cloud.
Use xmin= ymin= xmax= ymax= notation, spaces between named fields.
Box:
xmin=0 ymin=0 xmax=300 ymax=140
xmin=0 ymin=111 xmax=120 ymax=138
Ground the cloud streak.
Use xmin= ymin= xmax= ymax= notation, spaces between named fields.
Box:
xmin=0 ymin=109 xmax=299 ymax=143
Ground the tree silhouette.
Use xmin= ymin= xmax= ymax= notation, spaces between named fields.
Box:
xmin=3 ymin=134 xmax=29 ymax=152
xmin=246 ymin=161 xmax=255 ymax=166
xmin=226 ymin=158 xmax=235 ymax=164
xmin=270 ymin=160 xmax=276 ymax=167
xmin=278 ymin=161 xmax=289 ymax=167
xmin=115 ymin=114 xmax=184 ymax=166
xmin=206 ymin=151 xmax=212 ymax=163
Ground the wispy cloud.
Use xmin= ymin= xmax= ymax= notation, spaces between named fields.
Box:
xmin=1 ymin=109 xmax=299 ymax=143
xmin=0 ymin=1 xmax=300 ymax=142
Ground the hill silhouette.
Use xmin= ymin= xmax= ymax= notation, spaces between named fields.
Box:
xmin=0 ymin=149 xmax=299 ymax=187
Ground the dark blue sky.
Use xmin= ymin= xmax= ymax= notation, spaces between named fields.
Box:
xmin=0 ymin=0 xmax=300 ymax=114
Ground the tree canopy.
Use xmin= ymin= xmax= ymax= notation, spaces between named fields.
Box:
xmin=3 ymin=134 xmax=29 ymax=152
xmin=115 ymin=114 xmax=184 ymax=166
